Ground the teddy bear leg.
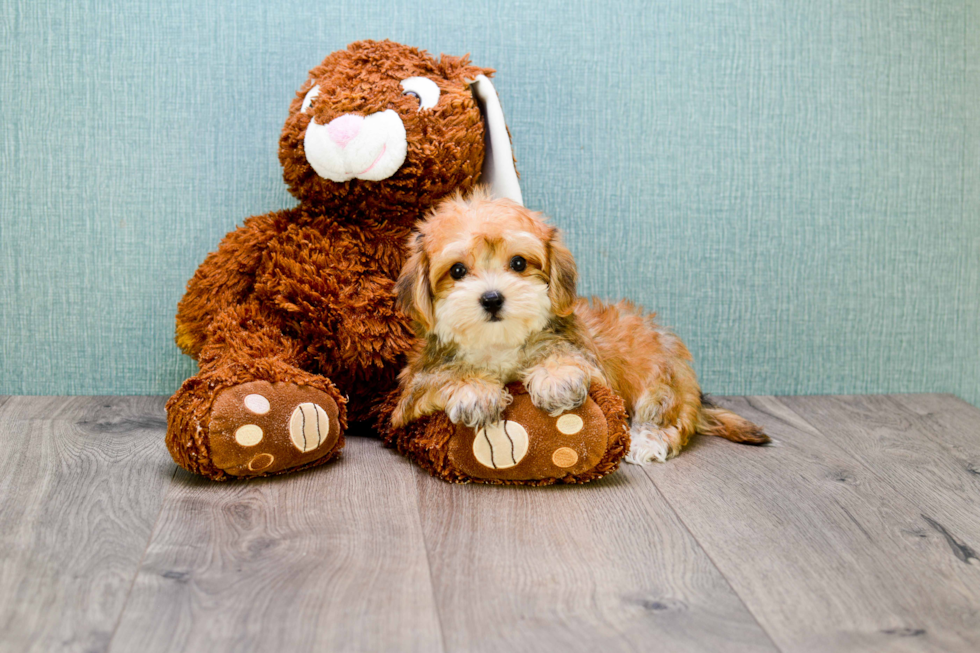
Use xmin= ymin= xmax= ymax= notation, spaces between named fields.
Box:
xmin=166 ymin=307 xmax=347 ymax=480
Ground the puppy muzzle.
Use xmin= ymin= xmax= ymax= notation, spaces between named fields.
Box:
xmin=480 ymin=290 xmax=505 ymax=320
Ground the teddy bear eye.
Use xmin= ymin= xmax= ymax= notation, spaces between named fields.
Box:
xmin=399 ymin=77 xmax=440 ymax=111
xmin=449 ymin=263 xmax=467 ymax=280
xmin=301 ymin=85 xmax=320 ymax=114
xmin=509 ymin=256 xmax=527 ymax=272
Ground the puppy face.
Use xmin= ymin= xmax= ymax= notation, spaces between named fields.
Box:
xmin=397 ymin=189 xmax=578 ymax=353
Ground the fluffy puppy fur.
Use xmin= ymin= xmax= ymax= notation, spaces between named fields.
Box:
xmin=392 ymin=188 xmax=769 ymax=462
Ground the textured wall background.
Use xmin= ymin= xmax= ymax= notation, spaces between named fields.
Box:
xmin=1 ymin=0 xmax=978 ymax=405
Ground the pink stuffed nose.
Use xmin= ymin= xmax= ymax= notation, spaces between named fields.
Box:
xmin=325 ymin=114 xmax=363 ymax=148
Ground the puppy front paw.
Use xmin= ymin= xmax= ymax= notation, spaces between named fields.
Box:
xmin=445 ymin=382 xmax=513 ymax=429
xmin=524 ymin=363 xmax=590 ymax=416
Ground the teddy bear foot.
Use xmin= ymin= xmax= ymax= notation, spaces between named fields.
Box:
xmin=446 ymin=391 xmax=610 ymax=482
xmin=382 ymin=383 xmax=630 ymax=486
xmin=206 ymin=380 xmax=343 ymax=477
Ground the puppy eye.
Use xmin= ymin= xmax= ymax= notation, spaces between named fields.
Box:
xmin=509 ymin=256 xmax=527 ymax=272
xmin=399 ymin=77 xmax=440 ymax=111
xmin=449 ymin=263 xmax=467 ymax=280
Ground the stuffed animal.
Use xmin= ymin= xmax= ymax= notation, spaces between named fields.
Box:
xmin=378 ymin=382 xmax=629 ymax=485
xmin=166 ymin=39 xmax=629 ymax=484
xmin=166 ymin=40 xmax=516 ymax=479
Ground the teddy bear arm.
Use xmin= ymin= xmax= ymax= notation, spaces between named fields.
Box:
xmin=175 ymin=211 xmax=287 ymax=359
xmin=314 ymin=271 xmax=416 ymax=371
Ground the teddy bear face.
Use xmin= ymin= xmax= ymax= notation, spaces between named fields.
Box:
xmin=279 ymin=40 xmax=492 ymax=217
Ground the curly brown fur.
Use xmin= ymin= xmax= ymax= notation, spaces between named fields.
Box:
xmin=393 ymin=190 xmax=769 ymax=463
xmin=167 ymin=41 xmax=503 ymax=479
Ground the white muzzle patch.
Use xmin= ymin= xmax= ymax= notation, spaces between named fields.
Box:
xmin=304 ymin=110 xmax=408 ymax=183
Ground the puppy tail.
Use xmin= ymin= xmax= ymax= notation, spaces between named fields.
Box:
xmin=696 ymin=395 xmax=770 ymax=445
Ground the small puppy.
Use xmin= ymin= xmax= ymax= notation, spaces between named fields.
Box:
xmin=391 ymin=188 xmax=768 ymax=462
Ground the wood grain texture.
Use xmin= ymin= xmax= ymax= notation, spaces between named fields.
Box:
xmin=782 ymin=394 xmax=980 ymax=568
xmin=0 ymin=396 xmax=171 ymax=653
xmin=415 ymin=463 xmax=778 ymax=653
xmin=645 ymin=396 xmax=980 ymax=652
xmin=882 ymin=394 xmax=980 ymax=484
xmin=109 ymin=438 xmax=444 ymax=653
xmin=6 ymin=393 xmax=980 ymax=652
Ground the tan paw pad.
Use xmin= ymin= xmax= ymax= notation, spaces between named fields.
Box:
xmin=289 ymin=402 xmax=331 ymax=453
xmin=243 ymin=394 xmax=271 ymax=415
xmin=556 ymin=414 xmax=584 ymax=434
xmin=551 ymin=447 xmax=579 ymax=468
xmin=473 ymin=420 xmax=529 ymax=469
xmin=234 ymin=424 xmax=263 ymax=446
xmin=248 ymin=453 xmax=275 ymax=471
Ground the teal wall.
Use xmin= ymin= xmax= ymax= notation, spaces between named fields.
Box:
xmin=2 ymin=0 xmax=978 ymax=405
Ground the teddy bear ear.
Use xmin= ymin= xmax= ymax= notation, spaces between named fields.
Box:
xmin=468 ymin=75 xmax=523 ymax=206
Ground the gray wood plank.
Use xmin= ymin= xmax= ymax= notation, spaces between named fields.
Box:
xmin=109 ymin=438 xmax=444 ymax=653
xmin=0 ymin=396 xmax=168 ymax=432
xmin=883 ymin=394 xmax=980 ymax=477
xmin=644 ymin=396 xmax=980 ymax=653
xmin=782 ymin=394 xmax=980 ymax=567
xmin=0 ymin=396 xmax=172 ymax=653
xmin=416 ymin=463 xmax=778 ymax=652
xmin=0 ymin=395 xmax=132 ymax=421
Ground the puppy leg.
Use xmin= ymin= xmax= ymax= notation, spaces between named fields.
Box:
xmin=624 ymin=371 xmax=701 ymax=464
xmin=392 ymin=371 xmax=450 ymax=428
xmin=393 ymin=371 xmax=512 ymax=429
xmin=626 ymin=412 xmax=697 ymax=464
xmin=444 ymin=379 xmax=513 ymax=428
xmin=628 ymin=424 xmax=682 ymax=463
xmin=522 ymin=354 xmax=599 ymax=416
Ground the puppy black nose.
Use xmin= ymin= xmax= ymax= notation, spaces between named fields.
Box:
xmin=480 ymin=290 xmax=505 ymax=315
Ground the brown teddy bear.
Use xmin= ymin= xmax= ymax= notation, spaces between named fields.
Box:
xmin=166 ymin=39 xmax=629 ymax=483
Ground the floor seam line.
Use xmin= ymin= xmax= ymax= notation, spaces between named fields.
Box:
xmin=103 ymin=463 xmax=178 ymax=653
xmin=638 ymin=437 xmax=786 ymax=652
xmin=411 ymin=464 xmax=450 ymax=653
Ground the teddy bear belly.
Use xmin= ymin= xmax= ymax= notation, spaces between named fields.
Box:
xmin=256 ymin=250 xmax=413 ymax=424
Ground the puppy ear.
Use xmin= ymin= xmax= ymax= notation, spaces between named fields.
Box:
xmin=395 ymin=234 xmax=435 ymax=331
xmin=468 ymin=75 xmax=523 ymax=206
xmin=547 ymin=233 xmax=578 ymax=317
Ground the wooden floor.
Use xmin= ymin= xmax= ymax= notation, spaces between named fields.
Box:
xmin=2 ymin=395 xmax=980 ymax=652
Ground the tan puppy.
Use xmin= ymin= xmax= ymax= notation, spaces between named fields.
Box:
xmin=392 ymin=188 xmax=768 ymax=462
